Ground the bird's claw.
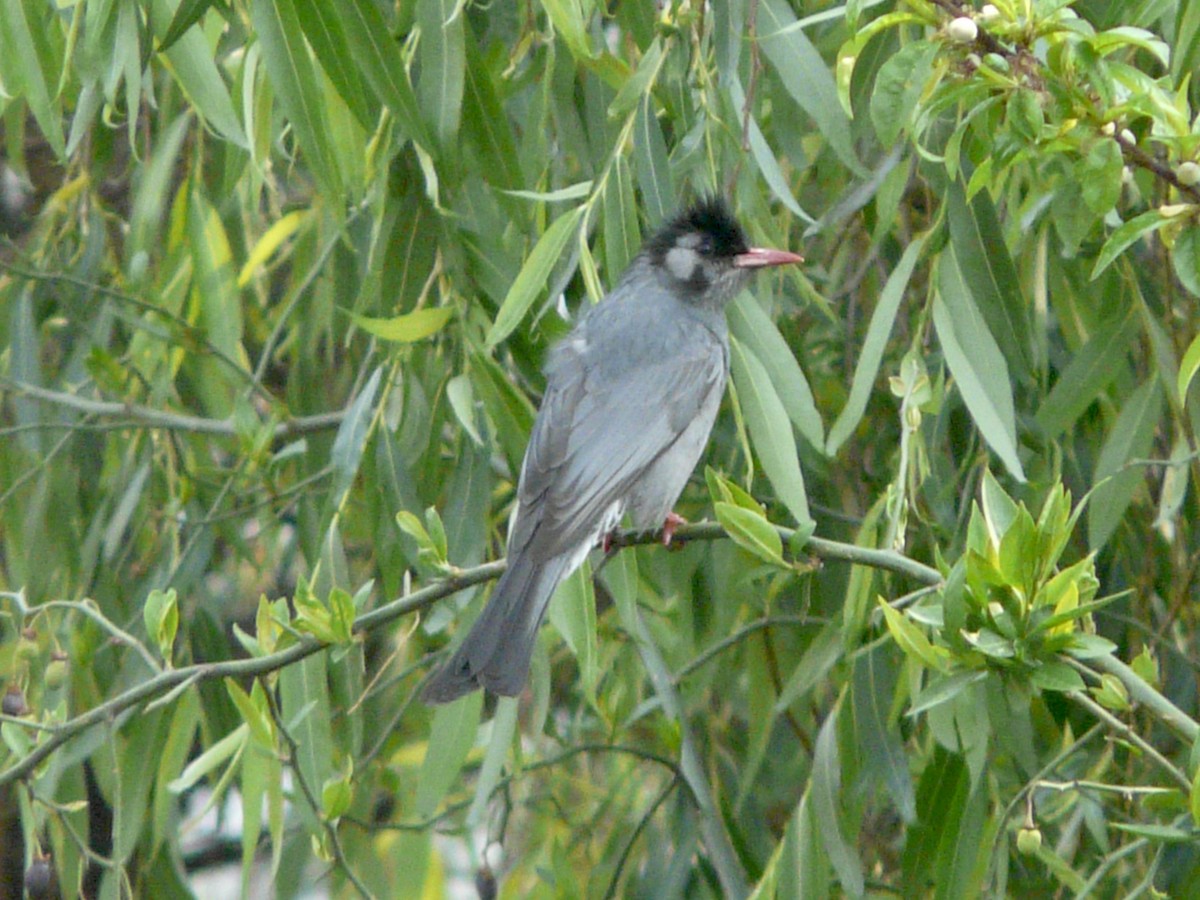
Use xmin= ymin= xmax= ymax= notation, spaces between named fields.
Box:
xmin=662 ymin=512 xmax=687 ymax=547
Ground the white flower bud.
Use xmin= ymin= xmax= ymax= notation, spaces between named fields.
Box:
xmin=1120 ymin=128 xmax=1136 ymax=145
xmin=979 ymin=4 xmax=1000 ymax=23
xmin=1177 ymin=161 xmax=1200 ymax=186
xmin=1100 ymin=121 xmax=1116 ymax=136
xmin=946 ymin=17 xmax=979 ymax=43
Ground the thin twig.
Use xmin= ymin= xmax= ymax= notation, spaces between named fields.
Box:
xmin=4 ymin=380 xmax=344 ymax=439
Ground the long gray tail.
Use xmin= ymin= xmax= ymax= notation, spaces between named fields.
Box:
xmin=421 ymin=550 xmax=572 ymax=704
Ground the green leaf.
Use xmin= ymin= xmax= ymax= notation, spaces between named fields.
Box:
xmin=159 ymin=0 xmax=222 ymax=53
xmin=714 ymin=501 xmax=785 ymax=565
xmin=416 ymin=0 xmax=465 ymax=146
xmin=0 ymin=0 xmax=66 ymax=158
xmin=1035 ymin=306 xmax=1140 ymax=439
xmin=349 ymin=307 xmax=454 ymax=343
xmin=548 ymin=562 xmax=598 ymax=696
xmin=880 ymin=601 xmax=950 ymax=672
xmin=1029 ymin=660 xmax=1086 ymax=692
xmin=729 ymin=296 xmax=825 ymax=452
xmin=729 ymin=336 xmax=812 ymax=525
xmin=869 ymin=40 xmax=938 ymax=148
xmin=330 ymin=366 xmax=381 ymax=501
xmin=280 ymin=653 xmax=334 ymax=820
xmin=169 ymin=723 xmax=250 ymax=793
xmin=776 ymin=622 xmax=844 ymax=712
xmin=810 ymin=702 xmax=865 ymax=897
xmin=291 ymin=0 xmax=376 ymax=129
xmin=947 ymin=183 xmax=1034 ymax=381
xmin=934 ymin=248 xmax=1026 ymax=481
xmin=608 ymin=36 xmax=666 ymax=120
xmin=152 ymin=0 xmax=246 ymax=148
xmin=908 ymin=670 xmax=989 ymax=717
xmin=485 ymin=205 xmax=585 ymax=350
xmin=1179 ymin=330 xmax=1200 ymax=407
xmin=252 ymin=0 xmax=343 ymax=199
xmin=143 ymin=588 xmax=179 ymax=663
xmin=827 ymin=236 xmax=925 ymax=455
xmin=853 ymin=649 xmax=916 ymax=822
xmin=1078 ymin=138 xmax=1124 ymax=215
xmin=1091 ymin=210 xmax=1170 ymax=279
xmin=633 ymin=95 xmax=675 ymax=226
xmin=333 ymin=0 xmax=432 ymax=149
xmin=1174 ymin=225 xmax=1200 ymax=299
xmin=1087 ymin=377 xmax=1163 ymax=549
xmin=414 ymin=690 xmax=483 ymax=816
xmin=757 ymin=0 xmax=862 ymax=174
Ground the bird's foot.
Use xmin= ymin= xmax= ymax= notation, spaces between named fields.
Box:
xmin=662 ymin=512 xmax=687 ymax=547
xmin=602 ymin=530 xmax=616 ymax=554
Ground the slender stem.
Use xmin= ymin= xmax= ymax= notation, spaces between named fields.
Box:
xmin=1066 ymin=691 xmax=1191 ymax=793
xmin=4 ymin=380 xmax=344 ymax=438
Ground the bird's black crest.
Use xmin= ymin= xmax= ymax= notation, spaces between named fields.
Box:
xmin=645 ymin=195 xmax=749 ymax=262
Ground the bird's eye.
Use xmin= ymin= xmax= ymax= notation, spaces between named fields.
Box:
xmin=695 ymin=234 xmax=715 ymax=255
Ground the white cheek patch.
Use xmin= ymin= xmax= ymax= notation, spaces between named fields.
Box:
xmin=666 ymin=246 xmax=697 ymax=281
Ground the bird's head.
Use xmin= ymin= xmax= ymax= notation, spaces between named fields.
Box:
xmin=644 ymin=196 xmax=803 ymax=308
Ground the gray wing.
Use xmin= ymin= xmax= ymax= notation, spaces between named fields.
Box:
xmin=512 ymin=327 xmax=726 ymax=560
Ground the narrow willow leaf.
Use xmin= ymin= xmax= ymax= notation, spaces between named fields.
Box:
xmin=238 ymin=210 xmax=308 ymax=286
xmin=333 ymin=0 xmax=432 ymax=148
xmin=730 ymin=336 xmax=812 ymax=525
xmin=810 ymin=703 xmax=865 ymax=897
xmin=947 ymin=183 xmax=1033 ymax=381
xmin=634 ymin=95 xmax=675 ymax=226
xmin=349 ymin=307 xmax=454 ymax=343
xmin=417 ymin=0 xmax=465 ymax=146
xmin=169 ymin=723 xmax=250 ymax=793
xmin=1179 ymin=331 xmax=1200 ymax=406
xmin=908 ymin=669 xmax=989 ymax=717
xmin=485 ymin=205 xmax=585 ymax=350
xmin=729 ymin=295 xmax=825 ymax=451
xmin=1174 ymin=224 xmax=1200 ymax=298
xmin=827 ymin=236 xmax=924 ymax=455
xmin=1087 ymin=377 xmax=1163 ymax=549
xmin=869 ymin=40 xmax=938 ymax=147
xmin=714 ymin=502 xmax=785 ymax=565
xmin=935 ymin=247 xmax=1026 ymax=481
xmin=758 ymin=0 xmax=862 ymax=173
xmin=414 ymin=690 xmax=484 ymax=816
xmin=279 ymin=654 xmax=333 ymax=820
xmin=467 ymin=697 xmax=519 ymax=826
xmin=727 ymin=75 xmax=813 ymax=222
xmin=461 ymin=18 xmax=522 ymax=191
xmin=608 ymin=36 xmax=665 ymax=120
xmin=548 ymin=562 xmax=598 ymax=695
xmin=0 ymin=0 xmax=66 ymax=157
xmin=1091 ymin=209 xmax=1170 ymax=279
xmin=292 ymin=0 xmax=376 ymax=129
xmin=252 ymin=0 xmax=342 ymax=199
xmin=775 ymin=622 xmax=843 ymax=712
xmin=853 ymin=649 xmax=916 ymax=822
xmin=1035 ymin=306 xmax=1139 ymax=439
xmin=502 ymin=182 xmax=593 ymax=203
xmin=159 ymin=0 xmax=220 ymax=53
xmin=152 ymin=0 xmax=246 ymax=148
xmin=330 ymin=367 xmax=382 ymax=500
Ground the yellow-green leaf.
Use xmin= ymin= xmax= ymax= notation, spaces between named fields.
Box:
xmin=350 ymin=307 xmax=455 ymax=343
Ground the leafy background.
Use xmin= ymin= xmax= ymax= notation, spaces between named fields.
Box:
xmin=3 ymin=0 xmax=1200 ymax=897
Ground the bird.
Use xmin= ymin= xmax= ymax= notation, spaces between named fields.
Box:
xmin=421 ymin=196 xmax=803 ymax=703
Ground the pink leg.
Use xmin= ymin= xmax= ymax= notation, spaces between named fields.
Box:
xmin=602 ymin=530 xmax=615 ymax=554
xmin=662 ymin=512 xmax=687 ymax=547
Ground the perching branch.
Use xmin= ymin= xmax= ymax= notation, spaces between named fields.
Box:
xmin=4 ymin=380 xmax=344 ymax=439
xmin=0 ymin=523 xmax=932 ymax=788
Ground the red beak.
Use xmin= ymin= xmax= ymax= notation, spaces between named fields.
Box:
xmin=732 ymin=247 xmax=805 ymax=269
